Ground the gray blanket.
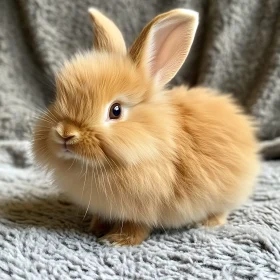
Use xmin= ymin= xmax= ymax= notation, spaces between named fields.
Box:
xmin=1 ymin=0 xmax=280 ymax=279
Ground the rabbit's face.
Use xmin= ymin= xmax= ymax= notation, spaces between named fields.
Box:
xmin=33 ymin=52 xmax=177 ymax=168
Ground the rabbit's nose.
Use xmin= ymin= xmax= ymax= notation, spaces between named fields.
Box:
xmin=56 ymin=122 xmax=80 ymax=144
xmin=62 ymin=135 xmax=76 ymax=142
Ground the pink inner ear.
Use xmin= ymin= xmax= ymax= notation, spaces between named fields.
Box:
xmin=148 ymin=16 xmax=197 ymax=86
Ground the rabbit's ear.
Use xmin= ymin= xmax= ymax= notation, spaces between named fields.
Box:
xmin=88 ymin=8 xmax=126 ymax=55
xmin=129 ymin=9 xmax=198 ymax=87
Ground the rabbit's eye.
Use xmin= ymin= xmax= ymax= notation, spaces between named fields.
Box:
xmin=109 ymin=103 xmax=122 ymax=119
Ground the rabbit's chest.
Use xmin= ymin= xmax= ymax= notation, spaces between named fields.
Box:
xmin=55 ymin=167 xmax=163 ymax=224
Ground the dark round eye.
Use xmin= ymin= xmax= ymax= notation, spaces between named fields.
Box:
xmin=109 ymin=103 xmax=122 ymax=119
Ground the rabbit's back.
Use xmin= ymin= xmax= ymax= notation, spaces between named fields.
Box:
xmin=159 ymin=86 xmax=260 ymax=228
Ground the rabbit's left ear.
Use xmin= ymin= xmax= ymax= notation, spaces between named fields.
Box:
xmin=88 ymin=8 xmax=127 ymax=55
xmin=129 ymin=9 xmax=198 ymax=87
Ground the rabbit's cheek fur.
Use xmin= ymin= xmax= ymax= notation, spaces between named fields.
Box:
xmin=98 ymin=125 xmax=162 ymax=165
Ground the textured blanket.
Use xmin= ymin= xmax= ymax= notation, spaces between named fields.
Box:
xmin=1 ymin=0 xmax=280 ymax=279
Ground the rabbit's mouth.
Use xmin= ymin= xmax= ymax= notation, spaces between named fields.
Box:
xmin=52 ymin=143 xmax=75 ymax=160
xmin=48 ymin=130 xmax=107 ymax=168
xmin=63 ymin=141 xmax=72 ymax=153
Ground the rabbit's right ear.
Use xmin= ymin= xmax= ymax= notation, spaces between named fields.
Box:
xmin=129 ymin=9 xmax=198 ymax=87
xmin=88 ymin=8 xmax=127 ymax=55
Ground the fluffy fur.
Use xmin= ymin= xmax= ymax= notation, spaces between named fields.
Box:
xmin=32 ymin=9 xmax=260 ymax=246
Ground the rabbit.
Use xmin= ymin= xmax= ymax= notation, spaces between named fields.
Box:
xmin=32 ymin=8 xmax=260 ymax=246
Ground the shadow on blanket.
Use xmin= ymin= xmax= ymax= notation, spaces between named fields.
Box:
xmin=1 ymin=194 xmax=200 ymax=239
xmin=0 ymin=195 xmax=91 ymax=232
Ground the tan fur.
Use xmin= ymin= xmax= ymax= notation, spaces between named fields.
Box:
xmin=130 ymin=9 xmax=198 ymax=86
xmin=32 ymin=9 xmax=260 ymax=246
xmin=202 ymin=213 xmax=228 ymax=227
xmin=99 ymin=220 xmax=150 ymax=246
xmin=88 ymin=8 xmax=127 ymax=55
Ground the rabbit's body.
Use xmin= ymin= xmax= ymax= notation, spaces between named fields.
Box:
xmin=50 ymin=82 xmax=258 ymax=229
xmin=33 ymin=9 xmax=260 ymax=245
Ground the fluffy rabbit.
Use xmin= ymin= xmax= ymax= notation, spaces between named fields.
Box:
xmin=33 ymin=8 xmax=260 ymax=246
